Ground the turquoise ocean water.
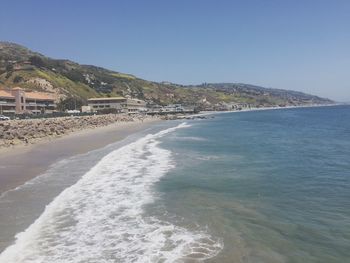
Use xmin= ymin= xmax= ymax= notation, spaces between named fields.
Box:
xmin=153 ymin=105 xmax=350 ymax=262
xmin=0 ymin=105 xmax=349 ymax=262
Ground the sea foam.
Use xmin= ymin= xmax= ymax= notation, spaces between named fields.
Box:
xmin=0 ymin=123 xmax=222 ymax=263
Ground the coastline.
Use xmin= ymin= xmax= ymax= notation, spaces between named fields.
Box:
xmin=0 ymin=104 xmax=339 ymax=195
xmin=0 ymin=105 xmax=347 ymax=261
xmin=190 ymin=103 xmax=341 ymax=118
xmin=0 ymin=118 xmax=161 ymax=195
xmin=0 ymin=114 xmax=158 ymax=149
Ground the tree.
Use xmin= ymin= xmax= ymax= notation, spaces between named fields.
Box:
xmin=6 ymin=64 xmax=13 ymax=72
xmin=57 ymin=97 xmax=85 ymax=111
xmin=5 ymin=64 xmax=13 ymax=79
xmin=29 ymin=56 xmax=45 ymax=68
xmin=13 ymin=75 xmax=23 ymax=83
xmin=63 ymin=70 xmax=85 ymax=83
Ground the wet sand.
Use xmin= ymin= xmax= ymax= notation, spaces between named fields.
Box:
xmin=0 ymin=119 xmax=160 ymax=194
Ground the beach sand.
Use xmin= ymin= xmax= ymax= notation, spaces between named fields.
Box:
xmin=0 ymin=119 xmax=160 ymax=194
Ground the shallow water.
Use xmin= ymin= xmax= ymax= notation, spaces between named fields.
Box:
xmin=155 ymin=105 xmax=350 ymax=262
xmin=0 ymin=123 xmax=222 ymax=262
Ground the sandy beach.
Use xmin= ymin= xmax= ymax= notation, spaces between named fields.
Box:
xmin=0 ymin=118 xmax=160 ymax=194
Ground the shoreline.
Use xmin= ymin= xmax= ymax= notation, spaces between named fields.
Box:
xmin=0 ymin=103 xmax=340 ymax=195
xmin=0 ymin=118 xmax=161 ymax=195
xmin=0 ymin=114 xmax=158 ymax=150
xmin=189 ymin=103 xmax=341 ymax=118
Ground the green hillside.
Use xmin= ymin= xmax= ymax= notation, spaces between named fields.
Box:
xmin=0 ymin=42 xmax=334 ymax=109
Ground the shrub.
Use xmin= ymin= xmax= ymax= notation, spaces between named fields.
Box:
xmin=13 ymin=75 xmax=23 ymax=83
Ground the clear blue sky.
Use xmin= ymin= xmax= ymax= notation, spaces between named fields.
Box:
xmin=1 ymin=0 xmax=349 ymax=101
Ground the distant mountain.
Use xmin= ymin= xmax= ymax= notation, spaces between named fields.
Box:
xmin=0 ymin=41 xmax=334 ymax=109
xmin=195 ymin=83 xmax=334 ymax=107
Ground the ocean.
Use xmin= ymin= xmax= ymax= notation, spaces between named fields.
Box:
xmin=0 ymin=105 xmax=349 ymax=262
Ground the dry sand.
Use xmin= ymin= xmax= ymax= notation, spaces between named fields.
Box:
xmin=0 ymin=119 xmax=160 ymax=194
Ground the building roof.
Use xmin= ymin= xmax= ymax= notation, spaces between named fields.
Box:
xmin=1 ymin=88 xmax=54 ymax=101
xmin=0 ymin=90 xmax=15 ymax=99
xmin=87 ymin=97 xmax=126 ymax=101
xmin=127 ymin=98 xmax=144 ymax=102
xmin=25 ymin=92 xmax=55 ymax=101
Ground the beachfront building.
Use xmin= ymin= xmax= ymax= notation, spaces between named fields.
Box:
xmin=81 ymin=105 xmax=92 ymax=113
xmin=126 ymin=98 xmax=147 ymax=113
xmin=87 ymin=97 xmax=127 ymax=112
xmin=0 ymin=89 xmax=16 ymax=114
xmin=146 ymin=103 xmax=195 ymax=114
xmin=162 ymin=104 xmax=195 ymax=113
xmin=230 ymin=103 xmax=251 ymax=110
xmin=87 ymin=97 xmax=146 ymax=113
xmin=0 ymin=87 xmax=56 ymax=114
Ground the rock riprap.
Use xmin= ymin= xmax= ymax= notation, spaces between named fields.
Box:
xmin=0 ymin=114 xmax=153 ymax=148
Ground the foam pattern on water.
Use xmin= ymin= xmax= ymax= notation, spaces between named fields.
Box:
xmin=0 ymin=123 xmax=222 ymax=263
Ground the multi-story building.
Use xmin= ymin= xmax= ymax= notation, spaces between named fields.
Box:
xmin=87 ymin=97 xmax=127 ymax=112
xmin=146 ymin=103 xmax=195 ymax=114
xmin=0 ymin=90 xmax=16 ymax=114
xmin=126 ymin=98 xmax=147 ymax=113
xmin=87 ymin=97 xmax=146 ymax=113
xmin=163 ymin=104 xmax=184 ymax=112
xmin=0 ymin=87 xmax=56 ymax=114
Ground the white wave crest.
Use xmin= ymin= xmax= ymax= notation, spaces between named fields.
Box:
xmin=175 ymin=136 xmax=208 ymax=142
xmin=0 ymin=123 xmax=222 ymax=263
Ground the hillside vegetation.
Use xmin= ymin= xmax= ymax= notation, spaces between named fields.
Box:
xmin=0 ymin=42 xmax=333 ymax=109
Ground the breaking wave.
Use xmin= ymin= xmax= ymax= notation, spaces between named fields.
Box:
xmin=0 ymin=123 xmax=222 ymax=263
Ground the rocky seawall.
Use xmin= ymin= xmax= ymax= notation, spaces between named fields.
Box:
xmin=0 ymin=114 xmax=158 ymax=148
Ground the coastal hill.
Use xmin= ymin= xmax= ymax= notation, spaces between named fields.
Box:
xmin=0 ymin=41 xmax=333 ymax=109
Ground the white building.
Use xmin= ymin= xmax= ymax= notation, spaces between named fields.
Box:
xmin=126 ymin=98 xmax=147 ymax=113
xmin=163 ymin=104 xmax=184 ymax=112
xmin=87 ymin=97 xmax=127 ymax=112
xmin=87 ymin=97 xmax=146 ymax=113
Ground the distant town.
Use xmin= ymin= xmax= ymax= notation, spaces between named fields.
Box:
xmin=0 ymin=87 xmax=257 ymax=119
